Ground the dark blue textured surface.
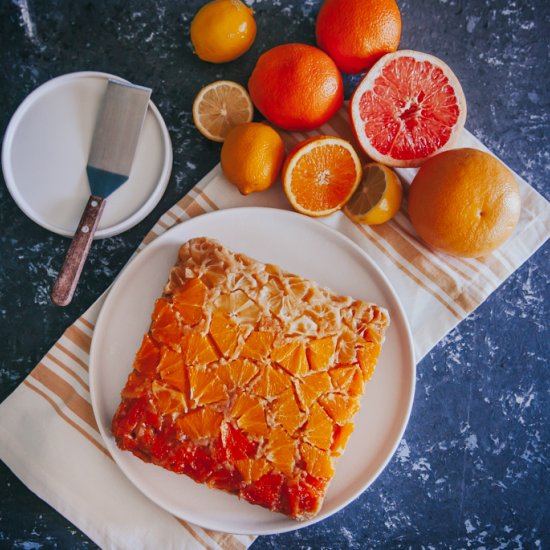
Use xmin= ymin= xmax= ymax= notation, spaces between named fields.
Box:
xmin=1 ymin=0 xmax=548 ymax=548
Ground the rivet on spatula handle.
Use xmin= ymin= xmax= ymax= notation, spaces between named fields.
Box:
xmin=51 ymin=195 xmax=106 ymax=306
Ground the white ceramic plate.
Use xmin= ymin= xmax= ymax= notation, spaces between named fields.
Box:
xmin=90 ymin=207 xmax=415 ymax=535
xmin=1 ymin=71 xmax=172 ymax=238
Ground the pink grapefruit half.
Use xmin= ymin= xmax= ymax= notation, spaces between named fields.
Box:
xmin=350 ymin=50 xmax=467 ymax=168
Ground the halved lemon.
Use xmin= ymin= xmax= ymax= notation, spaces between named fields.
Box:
xmin=344 ymin=163 xmax=402 ymax=225
xmin=282 ymin=136 xmax=362 ymax=217
xmin=192 ymin=80 xmax=254 ymax=142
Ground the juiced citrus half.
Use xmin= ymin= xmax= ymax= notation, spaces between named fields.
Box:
xmin=344 ymin=163 xmax=402 ymax=225
xmin=192 ymin=80 xmax=253 ymax=142
xmin=350 ymin=50 xmax=467 ymax=167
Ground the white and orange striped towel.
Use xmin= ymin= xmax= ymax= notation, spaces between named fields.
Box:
xmin=1 ymin=107 xmax=549 ymax=549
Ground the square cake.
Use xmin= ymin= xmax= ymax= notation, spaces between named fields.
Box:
xmin=112 ymin=237 xmax=389 ymax=520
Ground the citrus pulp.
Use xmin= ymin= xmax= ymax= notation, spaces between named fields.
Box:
xmin=344 ymin=163 xmax=402 ymax=224
xmin=350 ymin=50 xmax=467 ymax=167
xmin=282 ymin=136 xmax=362 ymax=216
xmin=192 ymin=80 xmax=253 ymax=142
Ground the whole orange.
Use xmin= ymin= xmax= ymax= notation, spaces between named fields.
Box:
xmin=408 ymin=148 xmax=521 ymax=258
xmin=248 ymin=43 xmax=343 ymax=131
xmin=315 ymin=0 xmax=402 ymax=74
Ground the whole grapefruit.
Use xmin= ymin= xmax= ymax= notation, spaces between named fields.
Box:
xmin=408 ymin=148 xmax=521 ymax=258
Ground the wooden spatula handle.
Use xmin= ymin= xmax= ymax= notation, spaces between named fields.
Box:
xmin=51 ymin=195 xmax=106 ymax=306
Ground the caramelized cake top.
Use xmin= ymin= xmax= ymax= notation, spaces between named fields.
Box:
xmin=112 ymin=237 xmax=389 ymax=520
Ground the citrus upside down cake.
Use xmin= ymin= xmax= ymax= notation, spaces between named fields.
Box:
xmin=112 ymin=237 xmax=389 ymax=520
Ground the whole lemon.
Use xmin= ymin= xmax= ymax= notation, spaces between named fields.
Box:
xmin=408 ymin=148 xmax=521 ymax=258
xmin=221 ymin=123 xmax=285 ymax=195
xmin=190 ymin=0 xmax=256 ymax=63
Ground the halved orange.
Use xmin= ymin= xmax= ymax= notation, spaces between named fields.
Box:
xmin=344 ymin=163 xmax=402 ymax=225
xmin=192 ymin=80 xmax=254 ymax=142
xmin=282 ymin=136 xmax=362 ymax=217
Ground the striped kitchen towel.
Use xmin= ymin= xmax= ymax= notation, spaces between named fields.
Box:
xmin=0 ymin=106 xmax=549 ymax=549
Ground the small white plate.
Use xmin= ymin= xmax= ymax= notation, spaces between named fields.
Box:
xmin=89 ymin=207 xmax=415 ymax=535
xmin=1 ymin=71 xmax=172 ymax=238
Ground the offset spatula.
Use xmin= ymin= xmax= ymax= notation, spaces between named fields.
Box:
xmin=51 ymin=80 xmax=152 ymax=306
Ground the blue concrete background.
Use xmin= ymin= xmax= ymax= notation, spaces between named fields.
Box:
xmin=1 ymin=0 xmax=548 ymax=548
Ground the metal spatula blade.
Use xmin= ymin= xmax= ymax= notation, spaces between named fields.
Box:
xmin=86 ymin=80 xmax=151 ymax=197
xmin=51 ymin=80 xmax=152 ymax=307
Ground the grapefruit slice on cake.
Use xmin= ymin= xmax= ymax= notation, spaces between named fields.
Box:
xmin=350 ymin=50 xmax=467 ymax=167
